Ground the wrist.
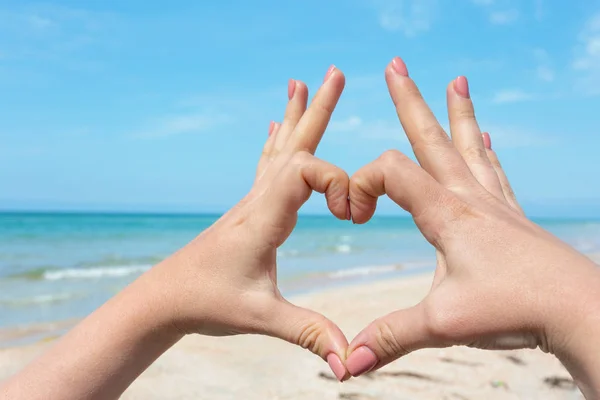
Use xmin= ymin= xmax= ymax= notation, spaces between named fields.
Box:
xmin=544 ymin=259 xmax=600 ymax=398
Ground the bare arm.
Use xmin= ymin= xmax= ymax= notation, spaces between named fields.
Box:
xmin=0 ymin=264 xmax=182 ymax=400
xmin=0 ymin=65 xmax=352 ymax=400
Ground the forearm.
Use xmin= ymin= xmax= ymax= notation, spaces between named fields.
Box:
xmin=551 ymin=261 xmax=600 ymax=399
xmin=0 ymin=263 xmax=183 ymax=400
xmin=558 ymin=318 xmax=600 ymax=399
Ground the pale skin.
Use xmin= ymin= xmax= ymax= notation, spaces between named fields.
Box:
xmin=0 ymin=65 xmax=352 ymax=399
xmin=2 ymin=59 xmax=600 ymax=399
xmin=345 ymin=57 xmax=600 ymax=399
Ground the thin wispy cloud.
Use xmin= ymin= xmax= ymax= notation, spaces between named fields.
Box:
xmin=572 ymin=13 xmax=600 ymax=95
xmin=330 ymin=115 xmax=406 ymax=142
xmin=533 ymin=48 xmax=555 ymax=82
xmin=479 ymin=124 xmax=557 ymax=148
xmin=471 ymin=1 xmax=520 ymax=25
xmin=0 ymin=4 xmax=118 ymax=64
xmin=372 ymin=0 xmax=437 ymax=36
xmin=489 ymin=9 xmax=519 ymax=25
xmin=492 ymin=89 xmax=536 ymax=104
xmin=133 ymin=113 xmax=232 ymax=139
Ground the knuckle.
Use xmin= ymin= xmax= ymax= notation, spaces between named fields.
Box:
xmin=290 ymin=150 xmax=312 ymax=166
xmin=313 ymin=100 xmax=335 ymax=116
xmin=453 ymin=107 xmax=476 ymax=121
xmin=295 ymin=315 xmax=329 ymax=355
xmin=372 ymin=317 xmax=410 ymax=359
xmin=378 ymin=149 xmax=405 ymax=167
xmin=421 ymin=123 xmax=448 ymax=143
xmin=462 ymin=145 xmax=488 ymax=163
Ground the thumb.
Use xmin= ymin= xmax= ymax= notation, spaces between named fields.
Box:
xmin=263 ymin=299 xmax=351 ymax=382
xmin=345 ymin=303 xmax=438 ymax=377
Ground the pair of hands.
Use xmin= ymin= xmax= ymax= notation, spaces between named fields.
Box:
xmin=153 ymin=57 xmax=600 ymax=392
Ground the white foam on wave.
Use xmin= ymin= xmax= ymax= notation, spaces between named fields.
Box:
xmin=327 ymin=264 xmax=400 ymax=279
xmin=43 ymin=265 xmax=151 ymax=281
xmin=335 ymin=244 xmax=352 ymax=254
xmin=0 ymin=293 xmax=77 ymax=306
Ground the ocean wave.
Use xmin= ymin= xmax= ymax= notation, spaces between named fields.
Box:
xmin=0 ymin=293 xmax=78 ymax=307
xmin=43 ymin=265 xmax=151 ymax=281
xmin=335 ymin=244 xmax=352 ymax=254
xmin=327 ymin=264 xmax=402 ymax=279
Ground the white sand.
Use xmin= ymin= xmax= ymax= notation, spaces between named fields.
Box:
xmin=0 ymin=273 xmax=584 ymax=399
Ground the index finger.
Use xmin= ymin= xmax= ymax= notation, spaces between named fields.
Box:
xmin=385 ymin=57 xmax=473 ymax=188
xmin=284 ymin=66 xmax=345 ymax=154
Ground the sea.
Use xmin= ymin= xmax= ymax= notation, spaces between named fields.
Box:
xmin=1 ymin=212 xmax=600 ymax=331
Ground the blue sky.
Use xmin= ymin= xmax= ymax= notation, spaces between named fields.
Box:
xmin=1 ymin=0 xmax=600 ymax=217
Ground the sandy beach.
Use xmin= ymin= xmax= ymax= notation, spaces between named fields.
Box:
xmin=0 ymin=272 xmax=584 ymax=399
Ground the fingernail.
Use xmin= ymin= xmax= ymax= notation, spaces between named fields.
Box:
xmin=482 ymin=132 xmax=492 ymax=149
xmin=391 ymin=57 xmax=408 ymax=77
xmin=268 ymin=121 xmax=275 ymax=136
xmin=327 ymin=353 xmax=347 ymax=382
xmin=454 ymin=76 xmax=470 ymax=99
xmin=288 ymin=79 xmax=296 ymax=100
xmin=324 ymin=64 xmax=336 ymax=83
xmin=346 ymin=346 xmax=378 ymax=377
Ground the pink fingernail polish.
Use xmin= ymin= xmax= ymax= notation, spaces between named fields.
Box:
xmin=346 ymin=346 xmax=378 ymax=377
xmin=324 ymin=65 xmax=336 ymax=83
xmin=288 ymin=79 xmax=296 ymax=100
xmin=391 ymin=57 xmax=409 ymax=77
xmin=482 ymin=132 xmax=492 ymax=149
xmin=327 ymin=353 xmax=347 ymax=382
xmin=454 ymin=76 xmax=470 ymax=99
xmin=268 ymin=121 xmax=275 ymax=136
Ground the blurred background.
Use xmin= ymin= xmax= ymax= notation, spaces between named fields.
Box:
xmin=1 ymin=0 xmax=600 ymax=343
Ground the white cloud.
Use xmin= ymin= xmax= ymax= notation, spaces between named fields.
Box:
xmin=134 ymin=113 xmax=232 ymax=139
xmin=492 ymin=89 xmax=536 ymax=104
xmin=536 ymin=66 xmax=554 ymax=82
xmin=478 ymin=125 xmax=557 ymax=148
xmin=489 ymin=9 xmax=519 ymax=25
xmin=331 ymin=116 xmax=553 ymax=149
xmin=330 ymin=116 xmax=363 ymax=132
xmin=572 ymin=13 xmax=600 ymax=95
xmin=330 ymin=116 xmax=406 ymax=141
xmin=372 ymin=0 xmax=437 ymax=36
xmin=533 ymin=48 xmax=554 ymax=82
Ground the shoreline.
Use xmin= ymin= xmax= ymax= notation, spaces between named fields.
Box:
xmin=0 ymin=272 xmax=582 ymax=399
xmin=0 ymin=251 xmax=597 ymax=350
xmin=1 ymin=250 xmax=599 ymax=349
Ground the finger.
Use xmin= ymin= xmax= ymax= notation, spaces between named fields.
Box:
xmin=447 ymin=77 xmax=505 ymax=200
xmin=285 ymin=65 xmax=345 ymax=154
xmin=349 ymin=150 xmax=463 ymax=245
xmin=274 ymin=80 xmax=309 ymax=153
xmin=483 ymin=133 xmax=525 ymax=215
xmin=264 ymin=152 xmax=350 ymax=221
xmin=255 ymin=121 xmax=281 ymax=181
xmin=272 ymin=121 xmax=281 ymax=136
xmin=345 ymin=304 xmax=436 ymax=376
xmin=264 ymin=299 xmax=350 ymax=382
xmin=385 ymin=57 xmax=474 ymax=188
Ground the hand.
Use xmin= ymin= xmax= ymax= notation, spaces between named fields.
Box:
xmin=345 ymin=57 xmax=600 ymax=397
xmin=152 ymin=65 xmax=351 ymax=380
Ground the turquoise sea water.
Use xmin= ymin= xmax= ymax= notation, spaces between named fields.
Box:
xmin=1 ymin=212 xmax=600 ymax=329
